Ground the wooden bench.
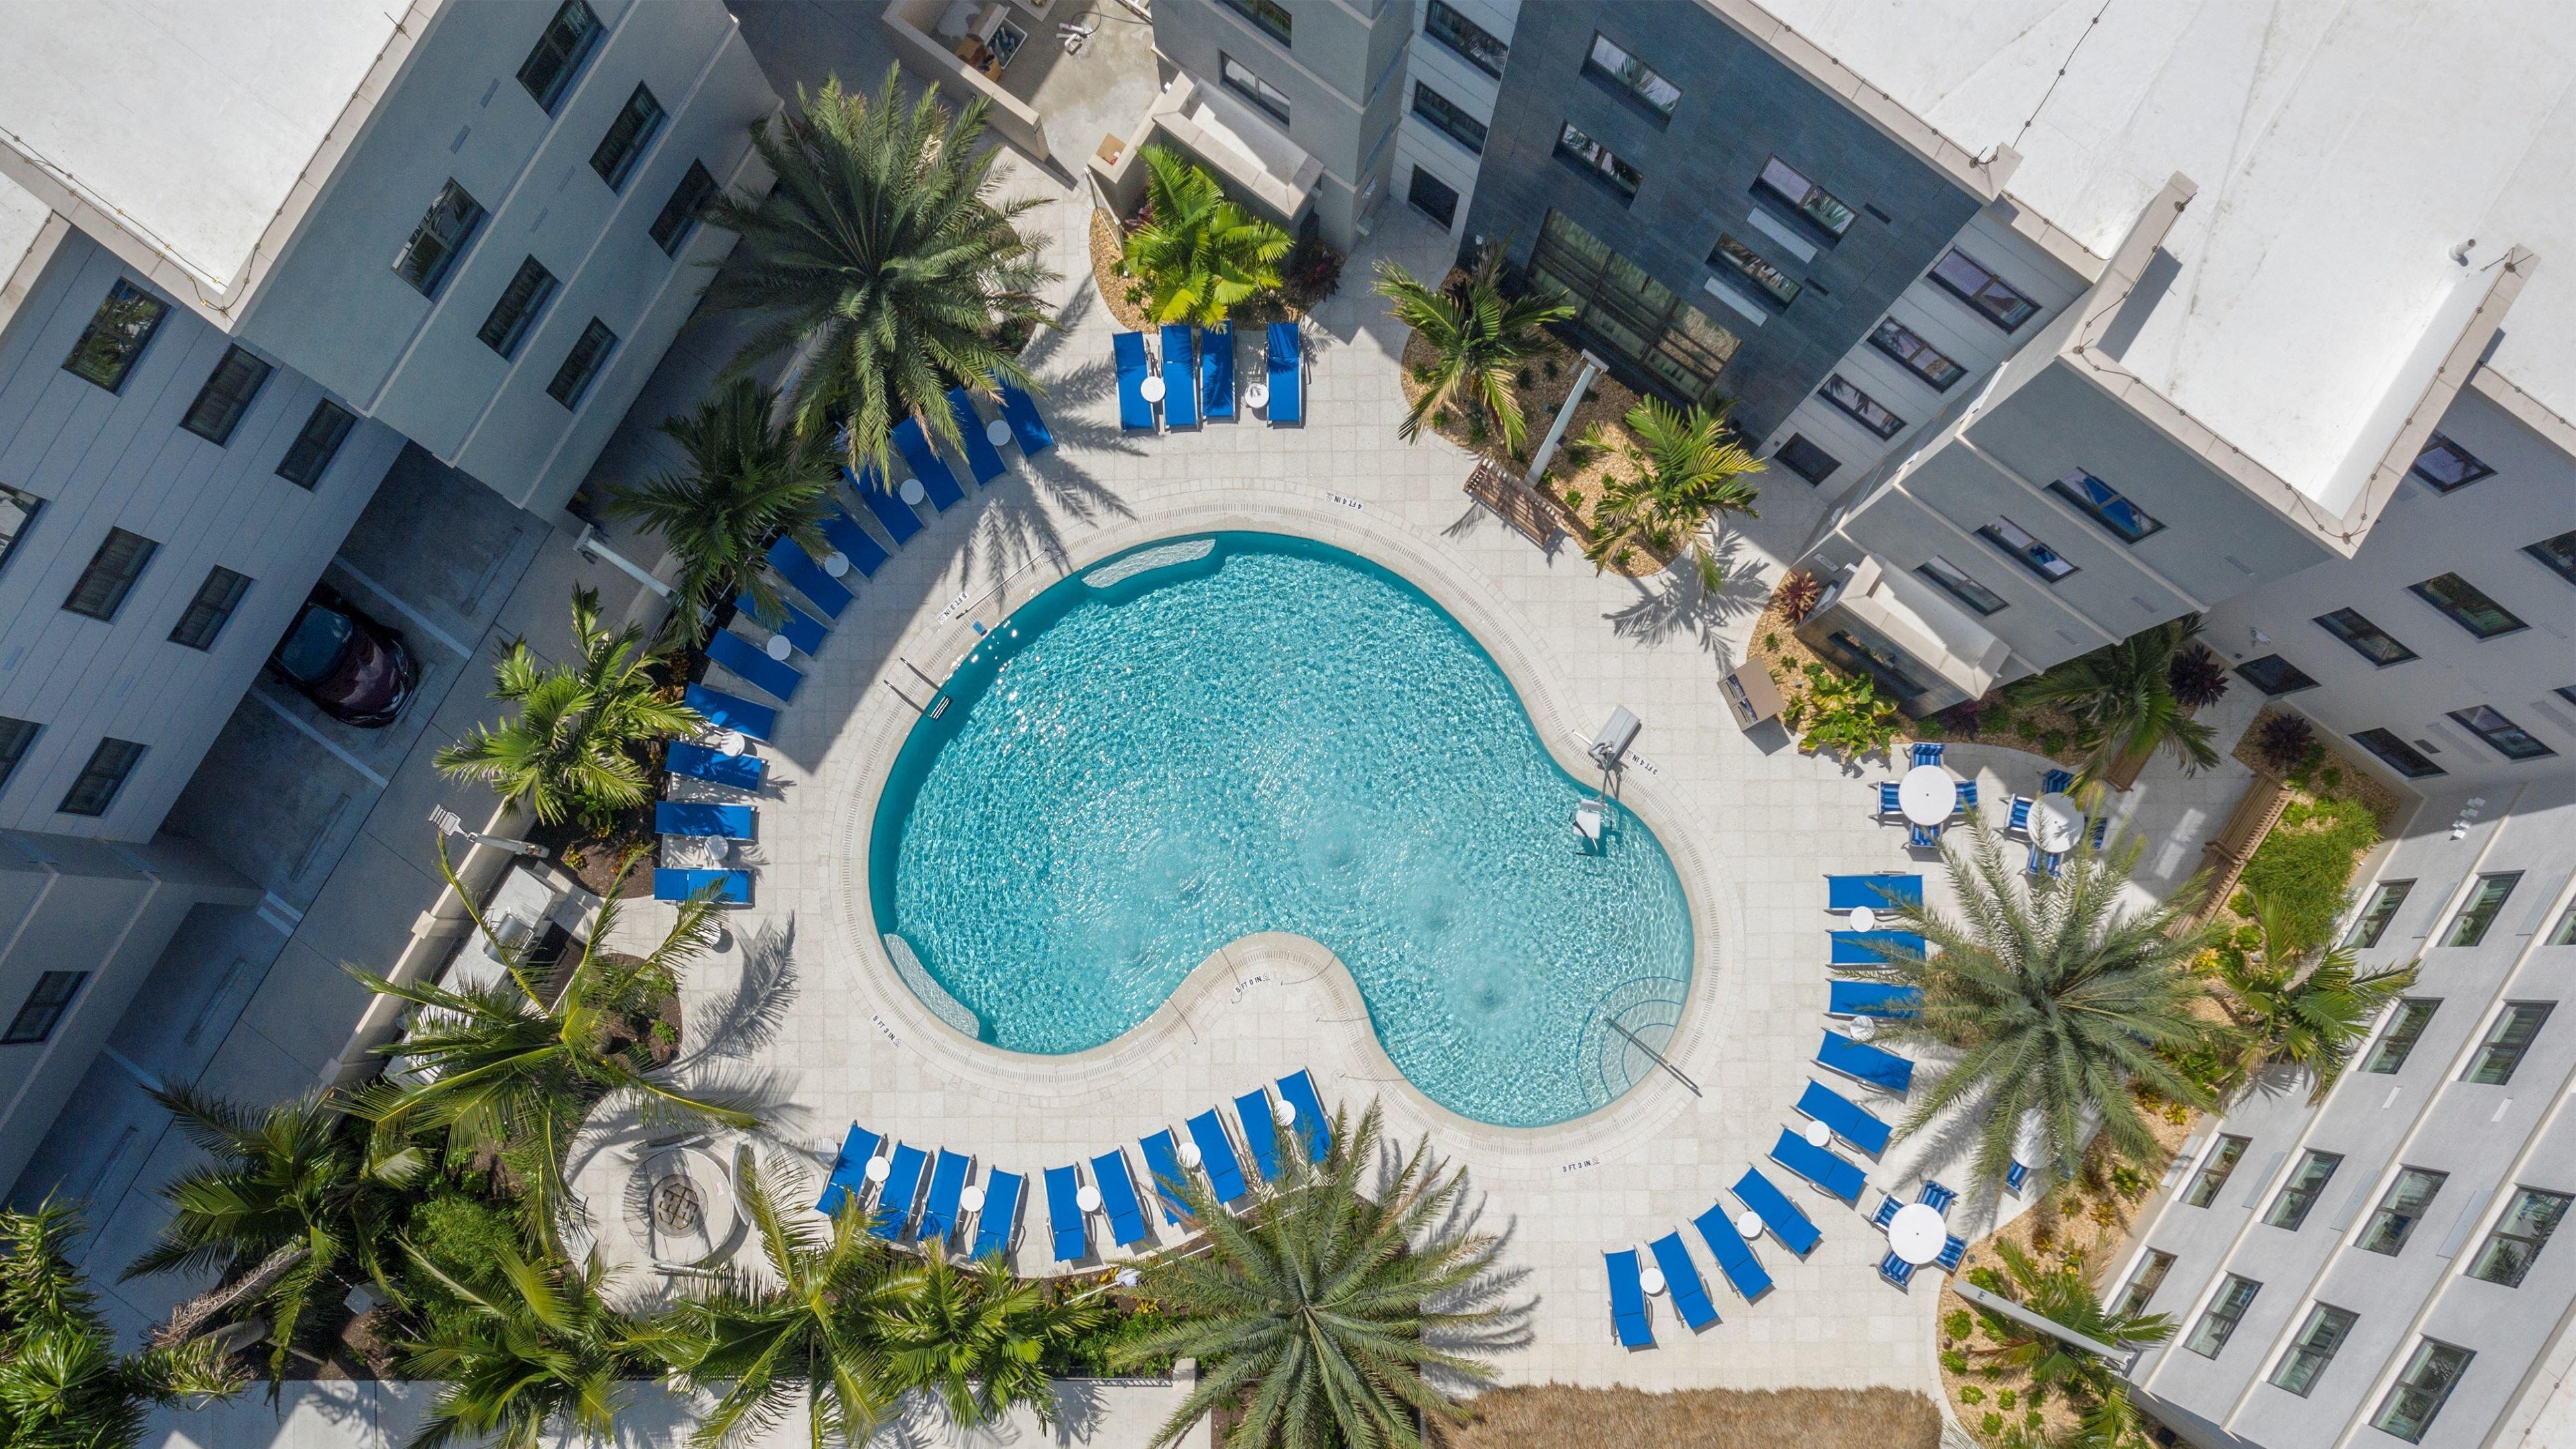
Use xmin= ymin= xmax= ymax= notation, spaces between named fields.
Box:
xmin=1464 ymin=462 xmax=1558 ymax=549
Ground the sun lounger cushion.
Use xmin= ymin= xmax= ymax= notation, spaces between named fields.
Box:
xmin=1605 ymin=1249 xmax=1653 ymax=1348
xmin=1769 ymin=1128 xmax=1867 ymax=1205
xmin=968 ymin=1170 xmax=1022 ymax=1262
xmin=706 ymin=629 xmax=804 ymax=704
xmin=947 ymin=388 xmax=1008 ymax=484
xmin=817 ymin=1124 xmax=881 ymax=1218
xmin=1186 ymin=1110 xmax=1249 ymax=1201
xmin=872 ymin=1144 xmax=928 ymax=1240
xmin=738 ymin=592 xmax=828 ymax=656
xmin=1919 ymin=1181 xmax=1958 ymax=1213
xmin=653 ymin=868 xmax=749 ymax=905
xmin=1908 ymin=822 xmax=1942 ymax=850
xmin=1937 ymin=1236 xmax=1968 ymax=1271
xmin=1276 ymin=1069 xmax=1330 ymax=1161
xmin=1160 ymin=324 xmax=1199 ymax=427
xmin=1795 ymin=1079 xmax=1893 ymax=1157
xmin=1649 ymin=1232 xmax=1718 ymax=1330
xmin=1827 ymin=873 xmax=1923 ymax=910
xmin=655 ymin=801 xmax=753 ymax=839
xmin=847 ymin=465 xmax=924 ymax=544
xmin=1831 ymin=931 xmax=1927 ymax=966
xmin=684 ymin=684 xmax=776 ymax=743
xmin=1093 ymin=1150 xmax=1151 ymax=1246
xmin=1827 ymin=981 xmax=1922 ymax=1019
xmin=1880 ymin=1251 xmax=1916 ymax=1287
xmin=1200 ymin=322 xmax=1234 ymax=418
xmin=1140 ymin=1130 xmax=1190 ymax=1224
xmin=1872 ymin=1194 xmax=1901 ymax=1229
xmin=1878 ymin=782 xmax=1904 ymax=816
xmin=665 ymin=740 xmax=764 ymax=792
xmin=762 ymin=536 xmax=853 ymax=619
xmin=1045 ymin=1165 xmax=1087 ymax=1262
xmin=1730 ymin=1167 xmax=1821 ymax=1256
xmin=1235 ymin=1090 xmax=1283 ymax=1182
xmin=1818 ymin=1031 xmax=1916 ymax=1093
xmin=916 ymin=1149 xmax=971 ymax=1244
xmin=892 ymin=415 xmax=965 ymax=511
xmin=994 ymin=376 xmax=1054 ymax=453
xmin=1690 ymin=1201 xmax=1773 ymax=1300
xmin=1113 ymin=331 xmax=1154 ymax=431
xmin=819 ymin=504 xmax=890 ymax=578
xmin=1265 ymin=321 xmax=1302 ymax=425
xmin=2006 ymin=1161 xmax=2031 ymax=1193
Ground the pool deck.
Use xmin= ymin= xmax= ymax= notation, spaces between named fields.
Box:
xmin=577 ymin=181 xmax=2265 ymax=1396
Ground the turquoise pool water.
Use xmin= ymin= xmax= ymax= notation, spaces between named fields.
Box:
xmin=869 ymin=533 xmax=1693 ymax=1127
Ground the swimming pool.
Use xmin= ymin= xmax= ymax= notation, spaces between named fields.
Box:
xmin=868 ymin=533 xmax=1695 ymax=1127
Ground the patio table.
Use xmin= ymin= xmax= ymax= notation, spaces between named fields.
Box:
xmin=898 ymin=478 xmax=928 ymax=506
xmin=987 ymin=418 xmax=1012 ymax=448
xmin=821 ymin=551 xmax=850 ymax=577
xmin=1639 ymin=1262 xmax=1668 ymax=1295
xmin=1847 ymin=906 xmax=1877 ymax=932
xmin=1889 ymin=1203 xmax=1945 ymax=1265
xmin=1898 ymin=765 xmax=1957 ymax=826
xmin=1076 ymin=1183 xmax=1103 ymax=1214
xmin=1245 ymin=381 xmax=1271 ymax=410
xmin=2032 ymin=792 xmax=2083 ymax=853
xmin=1140 ymin=375 xmax=1167 ymax=404
xmin=1803 ymin=1121 xmax=1833 ymax=1149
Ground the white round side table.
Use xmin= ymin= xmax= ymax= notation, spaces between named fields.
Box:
xmin=1735 ymin=1210 xmax=1765 ymax=1242
xmin=822 ymin=551 xmax=850 ymax=578
xmin=1075 ymin=1184 xmax=1104 ymax=1214
xmin=764 ymin=633 xmax=792 ymax=661
xmin=898 ymin=478 xmax=927 ymax=506
xmin=986 ymin=418 xmax=1012 ymax=447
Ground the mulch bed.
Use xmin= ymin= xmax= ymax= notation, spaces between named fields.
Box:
xmin=1436 ymin=1385 xmax=1941 ymax=1449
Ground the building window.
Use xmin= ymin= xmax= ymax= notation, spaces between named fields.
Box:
xmin=178 ymin=345 xmax=274 ymax=445
xmin=2412 ymin=572 xmax=2526 ymax=638
xmin=1405 ymin=166 xmax=1458 ymax=227
xmin=478 ymin=256 xmax=560 ymax=360
xmin=1584 ymin=33 xmax=1679 ymax=117
xmin=2365 ymin=1000 xmax=2440 ymax=1073
xmin=1978 ymin=517 xmax=2076 ymax=583
xmin=1816 ymin=627 xmax=1939 ymax=702
xmin=1917 ymin=556 xmax=2007 ymax=616
xmin=60 ymin=280 xmax=169 ymax=393
xmin=1411 ymin=83 xmax=1485 ymax=154
xmin=2450 ymin=704 xmax=2554 ymax=761
xmin=1554 ymin=122 xmax=1640 ymax=202
xmin=1868 ymin=318 xmax=1966 ymax=390
xmin=1 ymin=971 xmax=87 ymax=1046
xmin=2183 ymin=1134 xmax=2249 ymax=1208
xmin=2467 ymin=1188 xmax=2571 ymax=1287
xmin=2464 ymin=1002 xmax=2551 ymax=1085
xmin=517 ymin=0 xmax=602 ymax=113
xmin=547 ymin=319 xmax=617 ymax=408
xmin=168 ymin=566 xmax=251 ymax=651
xmin=1750 ymin=156 xmax=1855 ymax=239
xmin=1525 ymin=210 xmax=1737 ymax=409
xmin=1218 ymin=0 xmax=1292 ymax=44
xmin=1220 ymin=53 xmax=1291 ymax=125
xmin=59 ymin=738 xmax=145 ymax=818
xmin=2184 ymin=1275 xmax=2260 ymax=1358
xmin=1773 ymin=434 xmax=1839 ymax=485
xmin=1710 ymin=235 xmax=1800 ymax=306
xmin=2347 ymin=881 xmax=2412 ymax=949
xmin=2235 ymin=654 xmax=2318 ymax=696
xmin=1423 ymin=0 xmax=1505 ymax=78
xmin=2047 ymin=470 xmax=2163 ymax=543
xmin=590 ymin=85 xmax=667 ymax=191
xmin=2265 ymin=1150 xmax=2343 ymax=1231
xmin=1929 ymin=249 xmax=2039 ymax=331
xmin=2410 ymin=431 xmax=2493 ymax=492
xmin=2269 ymin=1304 xmax=2357 ymax=1397
xmin=0 ymin=484 xmax=44 ymax=576
xmin=2526 ymin=528 xmax=2576 ymax=586
xmin=2353 ymin=727 xmax=2443 ymax=779
xmin=393 ymin=180 xmax=486 ymax=297
xmin=0 ymin=718 xmax=40 ymax=798
xmin=276 ymin=402 xmax=356 ymax=490
xmin=2113 ymin=1250 xmax=2174 ymax=1318
xmin=649 ymin=160 xmax=718 ymax=256
xmin=2313 ymin=608 xmax=2417 ymax=665
xmin=2445 ymin=872 xmax=2520 ymax=947
xmin=2372 ymin=1340 xmax=2473 ymax=1444
xmin=2553 ymin=902 xmax=2576 ymax=946
xmin=1819 ymin=374 xmax=1902 ymax=439
xmin=2359 ymin=1167 xmax=2449 ymax=1255
xmin=62 ymin=529 xmax=158 ymax=622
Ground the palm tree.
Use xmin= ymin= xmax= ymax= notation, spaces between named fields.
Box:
xmin=602 ymin=379 xmax=837 ymax=645
xmin=1964 ymin=1240 xmax=2173 ymax=1448
xmin=1122 ymin=146 xmax=1291 ymax=326
xmin=435 ymin=586 xmax=700 ymax=828
xmin=1375 ymin=248 xmax=1572 ymax=455
xmin=347 ymin=849 xmax=754 ymax=1247
xmin=2206 ymin=882 xmax=2418 ymax=1102
xmin=2009 ymin=615 xmax=2220 ymax=787
xmin=1578 ymin=397 xmax=1764 ymax=587
xmin=1 ymin=1202 xmax=241 ymax=1449
xmin=1839 ymin=822 xmax=2230 ymax=1191
xmin=1114 ymin=1102 xmax=1504 ymax=1449
xmin=879 ymin=1255 xmax=1105 ymax=1430
xmin=122 ymin=1087 xmax=423 ymax=1386
xmin=398 ymin=1243 xmax=658 ymax=1449
xmin=701 ymin=68 xmax=1055 ymax=482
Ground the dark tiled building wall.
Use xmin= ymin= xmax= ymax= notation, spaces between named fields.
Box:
xmin=1460 ymin=0 xmax=1985 ymax=439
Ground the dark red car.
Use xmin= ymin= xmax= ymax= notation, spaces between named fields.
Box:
xmin=267 ymin=586 xmax=419 ymax=727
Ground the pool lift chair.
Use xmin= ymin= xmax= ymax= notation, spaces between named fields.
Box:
xmin=1575 ymin=706 xmax=1642 ymax=847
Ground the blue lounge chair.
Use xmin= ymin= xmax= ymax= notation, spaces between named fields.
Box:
xmin=994 ymin=376 xmax=1054 ymax=453
xmin=1871 ymin=1193 xmax=1901 ymax=1230
xmin=1140 ymin=1129 xmax=1191 ymax=1224
xmin=1649 ymin=1232 xmax=1718 ymax=1331
xmin=1907 ymin=822 xmax=1942 ymax=849
xmin=968 ymin=1169 xmax=1022 ymax=1261
xmin=1795 ymin=1079 xmax=1892 ymax=1156
xmin=891 ymin=416 xmax=965 ymax=511
xmin=1265 ymin=321 xmax=1302 ymax=425
xmin=917 ymin=1149 xmax=971 ymax=1246
xmin=1113 ymin=331 xmax=1155 ymax=430
xmin=738 ymin=592 xmax=827 ymax=657
xmin=872 ymin=1145 xmax=928 ymax=1240
xmin=1276 ymin=1069 xmax=1330 ymax=1161
xmin=1093 ymin=1150 xmax=1151 ymax=1246
xmin=762 ymin=537 xmax=853 ymax=618
xmin=666 ymin=741 xmax=763 ymax=792
xmin=847 ymin=465 xmax=924 ymax=545
xmin=1956 ymin=780 xmax=1980 ymax=814
xmin=1913 ymin=742 xmax=1944 ymax=767
xmin=1605 ymin=1249 xmax=1653 ymax=1348
xmin=1769 ymin=1128 xmax=1867 ymax=1205
xmin=1826 ymin=873 xmax=1922 ymax=910
xmin=1876 ymin=782 xmax=1904 ymax=817
xmin=2006 ymin=795 xmax=2034 ymax=833
xmin=1159 ymin=325 xmax=1199 ymax=428
xmin=1235 ymin=1089 xmax=1283 ymax=1182
xmin=1919 ymin=1181 xmax=1958 ymax=1214
xmin=1730 ymin=1167 xmax=1821 ymax=1256
xmin=1937 ymin=1236 xmax=1968 ymax=1272
xmin=1044 ymin=1165 xmax=1087 ymax=1262
xmin=653 ymin=868 xmax=749 ymax=904
xmin=1831 ymin=931 xmax=1927 ymax=965
xmin=2005 ymin=1161 xmax=2031 ymax=1194
xmin=656 ymin=802 xmax=753 ymax=839
xmin=2043 ymin=769 xmax=2074 ymax=794
xmin=1880 ymin=1250 xmax=1916 ymax=1287
xmin=1690 ymin=1201 xmax=1773 ymax=1300
xmin=947 ymin=388 xmax=1008 ymax=484
xmin=1185 ymin=1110 xmax=1250 ymax=1201
xmin=1200 ymin=321 xmax=1234 ymax=418
xmin=707 ymin=629 xmax=804 ymax=704
xmin=819 ymin=504 xmax=890 ymax=578
xmin=1827 ymin=981 xmax=1922 ymax=1019
xmin=816 ymin=1124 xmax=882 ymax=1218
xmin=1818 ymin=1032 xmax=1916 ymax=1093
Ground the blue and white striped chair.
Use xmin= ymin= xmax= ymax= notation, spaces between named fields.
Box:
xmin=1880 ymin=1250 xmax=1917 ymax=1287
xmin=2090 ymin=817 xmax=2110 ymax=849
xmin=1935 ymin=1236 xmax=1968 ymax=1273
xmin=1871 ymin=1193 xmax=1902 ymax=1230
xmin=1911 ymin=742 xmax=1945 ymax=767
xmin=2005 ymin=1160 xmax=2031 ymax=1194
xmin=1955 ymin=780 xmax=1980 ymax=815
xmin=1919 ymin=1181 xmax=1958 ymax=1214
xmin=1908 ymin=822 xmax=1942 ymax=850
xmin=1878 ymin=782 xmax=1906 ymax=818
xmin=2005 ymin=795 xmax=2034 ymax=834
xmin=2043 ymin=769 xmax=2074 ymax=794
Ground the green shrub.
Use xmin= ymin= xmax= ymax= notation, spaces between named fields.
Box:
xmin=1941 ymin=1348 xmax=1970 ymax=1373
xmin=2233 ymin=794 xmax=2380 ymax=952
xmin=1998 ymin=1389 xmax=2017 ymax=1411
xmin=1982 ymin=1411 xmax=2006 ymax=1436
xmin=1959 ymin=1386 xmax=1985 ymax=1405
xmin=402 ymin=1189 xmax=521 ymax=1332
xmin=2014 ymin=716 xmax=2043 ymax=743
xmin=1782 ymin=663 xmax=1902 ymax=761
xmin=1945 ymin=1309 xmax=1973 ymax=1340
xmin=2040 ymin=729 xmax=2068 ymax=755
xmin=1916 ymin=716 xmax=1945 ymax=740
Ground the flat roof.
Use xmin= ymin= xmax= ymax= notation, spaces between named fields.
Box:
xmin=0 ymin=0 xmax=404 ymax=293
xmin=1753 ymin=0 xmax=2576 ymax=502
xmin=0 ymin=174 xmax=47 ymax=280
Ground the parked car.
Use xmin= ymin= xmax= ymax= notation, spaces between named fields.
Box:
xmin=268 ymin=586 xmax=419 ymax=727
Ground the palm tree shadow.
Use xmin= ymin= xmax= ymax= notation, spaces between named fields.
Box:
xmin=1600 ymin=527 xmax=1771 ymax=657
xmin=965 ymin=367 xmax=1144 ymax=585
xmin=1389 ymin=1147 xmax=1538 ymax=1392
xmin=682 ymin=917 xmax=800 ymax=1065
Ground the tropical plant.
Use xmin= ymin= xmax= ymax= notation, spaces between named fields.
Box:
xmin=398 ymin=1242 xmax=660 ymax=1449
xmin=123 ymin=1086 xmax=423 ymax=1387
xmin=2252 ymin=711 xmax=2318 ymax=775
xmin=2165 ymin=641 xmax=2229 ymax=709
xmin=1773 ymin=567 xmax=1824 ymax=623
xmin=879 ymin=1254 xmax=1106 ymax=1430
xmin=1113 ymin=1101 xmax=1505 ymax=1449
xmin=1782 ymin=661 xmax=1902 ymax=760
xmin=1576 ymin=398 xmax=1764 ymax=586
xmin=1962 ymin=1242 xmax=2173 ymax=1449
xmin=1122 ymin=146 xmax=1291 ymax=326
xmin=1375 ymin=248 xmax=1572 ymax=455
xmin=701 ymin=67 xmax=1054 ymax=482
xmin=2007 ymin=616 xmax=2220 ymax=786
xmin=2202 ymin=882 xmax=2418 ymax=1100
xmin=601 ymin=379 xmax=838 ymax=645
xmin=2231 ymin=794 xmax=2381 ymax=953
xmin=1 ymin=1202 xmax=241 ymax=1449
xmin=1839 ymin=822 xmax=2230 ymax=1190
xmin=347 ymin=847 xmax=754 ymax=1247
xmin=435 ymin=586 xmax=700 ymax=829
